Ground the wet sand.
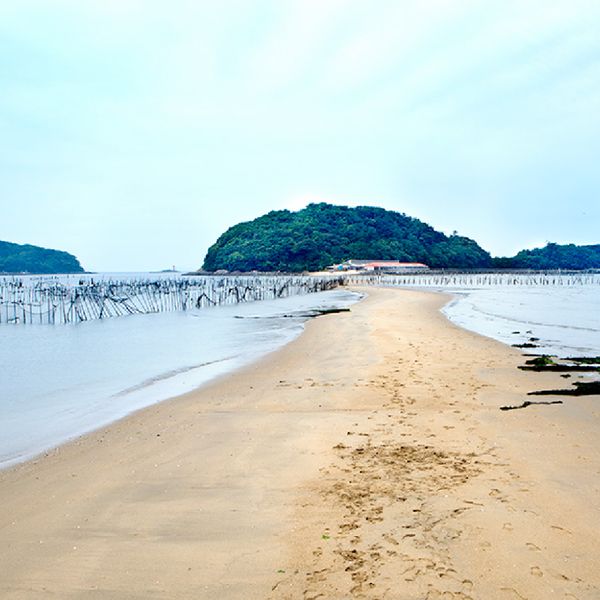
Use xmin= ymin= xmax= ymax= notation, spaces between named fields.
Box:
xmin=1 ymin=287 xmax=599 ymax=599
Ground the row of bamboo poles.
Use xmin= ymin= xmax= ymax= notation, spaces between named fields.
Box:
xmin=2 ymin=272 xmax=597 ymax=325
xmin=0 ymin=275 xmax=344 ymax=325
xmin=345 ymin=272 xmax=600 ymax=287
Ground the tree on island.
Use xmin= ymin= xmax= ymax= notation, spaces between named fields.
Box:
xmin=494 ymin=243 xmax=600 ymax=270
xmin=0 ymin=240 xmax=84 ymax=274
xmin=203 ymin=203 xmax=492 ymax=272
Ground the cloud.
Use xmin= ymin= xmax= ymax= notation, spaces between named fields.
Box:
xmin=1 ymin=1 xmax=600 ymax=269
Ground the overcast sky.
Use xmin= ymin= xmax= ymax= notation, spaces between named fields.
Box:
xmin=1 ymin=1 xmax=599 ymax=271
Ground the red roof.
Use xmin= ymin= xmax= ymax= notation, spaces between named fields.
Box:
xmin=364 ymin=261 xmax=428 ymax=268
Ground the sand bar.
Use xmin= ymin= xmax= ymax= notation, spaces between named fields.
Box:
xmin=1 ymin=287 xmax=599 ymax=599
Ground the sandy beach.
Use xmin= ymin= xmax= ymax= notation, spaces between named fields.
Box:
xmin=1 ymin=287 xmax=599 ymax=599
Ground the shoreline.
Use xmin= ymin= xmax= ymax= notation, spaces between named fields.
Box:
xmin=0 ymin=289 xmax=362 ymax=471
xmin=1 ymin=287 xmax=599 ymax=599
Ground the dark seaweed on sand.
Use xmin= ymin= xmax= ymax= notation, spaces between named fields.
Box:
xmin=566 ymin=356 xmax=600 ymax=365
xmin=528 ymin=381 xmax=600 ymax=397
xmin=519 ymin=355 xmax=600 ymax=372
xmin=500 ymin=400 xmax=563 ymax=411
xmin=512 ymin=343 xmax=539 ymax=349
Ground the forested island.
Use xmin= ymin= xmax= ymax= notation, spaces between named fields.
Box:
xmin=203 ymin=203 xmax=599 ymax=272
xmin=494 ymin=243 xmax=600 ymax=270
xmin=203 ymin=203 xmax=492 ymax=272
xmin=0 ymin=240 xmax=84 ymax=274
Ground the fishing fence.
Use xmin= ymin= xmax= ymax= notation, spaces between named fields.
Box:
xmin=0 ymin=275 xmax=344 ymax=325
xmin=345 ymin=272 xmax=600 ymax=288
xmin=2 ymin=271 xmax=598 ymax=325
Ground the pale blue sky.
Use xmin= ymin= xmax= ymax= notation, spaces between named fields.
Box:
xmin=1 ymin=0 xmax=599 ymax=271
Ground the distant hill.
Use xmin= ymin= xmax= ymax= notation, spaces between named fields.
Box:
xmin=493 ymin=243 xmax=600 ymax=270
xmin=203 ymin=203 xmax=492 ymax=272
xmin=0 ymin=240 xmax=84 ymax=274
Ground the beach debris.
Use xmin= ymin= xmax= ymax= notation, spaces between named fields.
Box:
xmin=528 ymin=381 xmax=600 ymax=397
xmin=234 ymin=307 xmax=350 ymax=320
xmin=524 ymin=355 xmax=556 ymax=367
xmin=519 ymin=355 xmax=600 ymax=372
xmin=520 ymin=364 xmax=599 ymax=372
xmin=565 ymin=356 xmax=600 ymax=364
xmin=311 ymin=307 xmax=351 ymax=317
xmin=515 ymin=355 xmax=600 ymax=398
xmin=500 ymin=400 xmax=563 ymax=411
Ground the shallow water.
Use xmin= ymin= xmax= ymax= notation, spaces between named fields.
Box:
xmin=0 ymin=288 xmax=361 ymax=468
xmin=369 ymin=274 xmax=600 ymax=357
xmin=441 ymin=285 xmax=600 ymax=357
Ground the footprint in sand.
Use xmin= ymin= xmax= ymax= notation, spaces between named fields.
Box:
xmin=530 ymin=566 xmax=543 ymax=577
xmin=382 ymin=533 xmax=399 ymax=546
xmin=502 ymin=522 xmax=513 ymax=531
xmin=551 ymin=524 xmax=572 ymax=534
xmin=489 ymin=488 xmax=510 ymax=503
xmin=525 ymin=542 xmax=541 ymax=551
xmin=500 ymin=587 xmax=528 ymax=599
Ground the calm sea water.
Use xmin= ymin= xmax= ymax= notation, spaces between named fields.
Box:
xmin=442 ymin=285 xmax=600 ymax=357
xmin=0 ymin=288 xmax=361 ymax=468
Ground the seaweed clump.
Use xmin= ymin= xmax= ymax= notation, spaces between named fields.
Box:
xmin=566 ymin=356 xmax=600 ymax=365
xmin=528 ymin=381 xmax=600 ymax=397
xmin=519 ymin=355 xmax=600 ymax=373
xmin=525 ymin=355 xmax=556 ymax=367
xmin=512 ymin=343 xmax=539 ymax=349
xmin=500 ymin=400 xmax=563 ymax=411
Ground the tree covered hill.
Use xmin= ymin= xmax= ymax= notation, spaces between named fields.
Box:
xmin=494 ymin=243 xmax=600 ymax=270
xmin=203 ymin=203 xmax=492 ymax=272
xmin=0 ymin=240 xmax=84 ymax=274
